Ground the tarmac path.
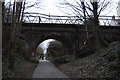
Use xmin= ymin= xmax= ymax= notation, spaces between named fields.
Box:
xmin=32 ymin=59 xmax=68 ymax=78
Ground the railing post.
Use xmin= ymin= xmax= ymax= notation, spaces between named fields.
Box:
xmin=39 ymin=16 xmax=41 ymax=23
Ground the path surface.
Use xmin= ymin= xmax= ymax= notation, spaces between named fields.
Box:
xmin=32 ymin=59 xmax=68 ymax=78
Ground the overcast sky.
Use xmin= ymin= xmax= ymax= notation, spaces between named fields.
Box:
xmin=24 ymin=0 xmax=120 ymax=16
xmin=24 ymin=0 xmax=65 ymax=15
xmin=4 ymin=0 xmax=120 ymax=16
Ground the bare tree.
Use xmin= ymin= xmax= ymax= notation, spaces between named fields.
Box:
xmin=2 ymin=0 xmax=26 ymax=69
xmin=24 ymin=0 xmax=44 ymax=10
xmin=9 ymin=0 xmax=26 ymax=69
xmin=2 ymin=0 xmax=45 ymax=69
xmin=59 ymin=0 xmax=111 ymax=50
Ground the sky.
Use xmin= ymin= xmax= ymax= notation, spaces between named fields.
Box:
xmin=118 ymin=1 xmax=120 ymax=16
xmin=24 ymin=0 xmax=66 ymax=15
xmin=24 ymin=0 xmax=120 ymax=16
xmin=4 ymin=0 xmax=120 ymax=16
xmin=21 ymin=0 xmax=120 ymax=25
xmin=23 ymin=0 xmax=120 ymax=25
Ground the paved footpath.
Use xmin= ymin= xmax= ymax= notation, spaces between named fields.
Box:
xmin=32 ymin=59 xmax=68 ymax=78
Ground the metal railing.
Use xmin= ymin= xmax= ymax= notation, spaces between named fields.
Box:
xmin=99 ymin=16 xmax=120 ymax=26
xmin=22 ymin=12 xmax=120 ymax=26
xmin=23 ymin=12 xmax=84 ymax=24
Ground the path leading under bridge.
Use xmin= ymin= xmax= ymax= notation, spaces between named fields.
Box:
xmin=32 ymin=59 xmax=68 ymax=78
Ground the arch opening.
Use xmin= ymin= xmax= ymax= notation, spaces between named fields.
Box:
xmin=36 ymin=38 xmax=72 ymax=63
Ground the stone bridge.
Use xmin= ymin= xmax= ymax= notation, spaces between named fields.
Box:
xmin=20 ymin=23 xmax=120 ymax=60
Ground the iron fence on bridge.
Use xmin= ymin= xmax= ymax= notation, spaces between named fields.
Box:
xmin=22 ymin=12 xmax=120 ymax=26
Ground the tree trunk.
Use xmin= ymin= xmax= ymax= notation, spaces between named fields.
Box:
xmin=8 ymin=1 xmax=24 ymax=69
xmin=93 ymin=2 xmax=108 ymax=50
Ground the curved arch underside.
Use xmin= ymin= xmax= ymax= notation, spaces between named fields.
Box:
xmin=38 ymin=34 xmax=75 ymax=55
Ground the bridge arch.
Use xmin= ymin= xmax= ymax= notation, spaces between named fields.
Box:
xmin=36 ymin=34 xmax=75 ymax=55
